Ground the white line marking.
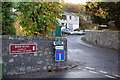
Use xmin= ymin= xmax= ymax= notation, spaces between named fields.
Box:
xmin=83 ymin=69 xmax=87 ymax=70
xmin=104 ymin=75 xmax=116 ymax=79
xmin=89 ymin=71 xmax=98 ymax=74
xmin=85 ymin=67 xmax=95 ymax=70
xmin=98 ymin=70 xmax=107 ymax=74
xmin=114 ymin=75 xmax=120 ymax=77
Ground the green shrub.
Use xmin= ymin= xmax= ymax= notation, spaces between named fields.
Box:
xmin=81 ymin=37 xmax=87 ymax=41
xmin=74 ymin=28 xmax=85 ymax=31
xmin=2 ymin=2 xmax=16 ymax=35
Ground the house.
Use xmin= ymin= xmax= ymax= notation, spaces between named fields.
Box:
xmin=58 ymin=12 xmax=79 ymax=31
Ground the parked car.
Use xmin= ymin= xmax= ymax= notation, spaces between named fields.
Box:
xmin=61 ymin=29 xmax=74 ymax=35
xmin=74 ymin=30 xmax=85 ymax=35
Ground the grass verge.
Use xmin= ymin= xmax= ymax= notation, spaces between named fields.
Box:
xmin=81 ymin=37 xmax=87 ymax=41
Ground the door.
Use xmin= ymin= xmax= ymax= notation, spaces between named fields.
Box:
xmin=55 ymin=27 xmax=61 ymax=37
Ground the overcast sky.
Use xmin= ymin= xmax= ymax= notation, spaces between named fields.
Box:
xmin=63 ymin=0 xmax=120 ymax=4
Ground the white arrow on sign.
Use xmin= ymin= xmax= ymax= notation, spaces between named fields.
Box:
xmin=59 ymin=54 xmax=61 ymax=60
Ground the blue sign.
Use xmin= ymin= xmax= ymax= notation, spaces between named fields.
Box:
xmin=55 ymin=50 xmax=65 ymax=61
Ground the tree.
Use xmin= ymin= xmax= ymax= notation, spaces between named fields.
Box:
xmin=91 ymin=15 xmax=109 ymax=25
xmin=85 ymin=2 xmax=109 ymax=25
xmin=85 ymin=2 xmax=120 ymax=29
xmin=2 ymin=2 xmax=16 ymax=35
xmin=15 ymin=2 xmax=63 ymax=36
xmin=101 ymin=2 xmax=120 ymax=28
xmin=62 ymin=3 xmax=83 ymax=14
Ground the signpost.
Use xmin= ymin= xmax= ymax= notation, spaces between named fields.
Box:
xmin=9 ymin=44 xmax=37 ymax=54
xmin=53 ymin=41 xmax=65 ymax=61
xmin=55 ymin=50 xmax=65 ymax=61
xmin=53 ymin=41 xmax=64 ymax=46
xmin=55 ymin=46 xmax=64 ymax=50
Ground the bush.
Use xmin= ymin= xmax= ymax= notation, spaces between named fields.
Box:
xmin=2 ymin=2 xmax=16 ymax=35
xmin=81 ymin=37 xmax=87 ymax=41
xmin=74 ymin=28 xmax=85 ymax=31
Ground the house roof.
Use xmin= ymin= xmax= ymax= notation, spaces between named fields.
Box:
xmin=63 ymin=12 xmax=79 ymax=17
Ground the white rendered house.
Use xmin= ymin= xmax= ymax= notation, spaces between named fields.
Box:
xmin=58 ymin=12 xmax=79 ymax=31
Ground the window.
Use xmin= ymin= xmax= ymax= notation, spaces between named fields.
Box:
xmin=62 ymin=15 xmax=67 ymax=20
xmin=65 ymin=23 xmax=67 ymax=27
xmin=69 ymin=16 xmax=72 ymax=20
xmin=61 ymin=23 xmax=64 ymax=27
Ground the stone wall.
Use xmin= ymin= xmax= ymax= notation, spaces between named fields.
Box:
xmin=2 ymin=35 xmax=67 ymax=76
xmin=85 ymin=31 xmax=120 ymax=50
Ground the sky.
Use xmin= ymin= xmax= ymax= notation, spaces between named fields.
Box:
xmin=64 ymin=0 xmax=120 ymax=4
xmin=64 ymin=0 xmax=90 ymax=4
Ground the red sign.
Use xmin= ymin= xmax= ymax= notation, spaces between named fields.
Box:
xmin=9 ymin=44 xmax=37 ymax=54
xmin=58 ymin=52 xmax=62 ymax=54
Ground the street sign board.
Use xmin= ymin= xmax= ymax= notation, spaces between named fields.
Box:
xmin=53 ymin=41 xmax=64 ymax=46
xmin=55 ymin=46 xmax=64 ymax=50
xmin=55 ymin=50 xmax=65 ymax=61
xmin=9 ymin=44 xmax=37 ymax=54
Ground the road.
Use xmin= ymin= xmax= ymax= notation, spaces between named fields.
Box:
xmin=49 ymin=35 xmax=119 ymax=78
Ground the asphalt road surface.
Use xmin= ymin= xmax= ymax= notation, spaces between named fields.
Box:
xmin=49 ymin=35 xmax=119 ymax=78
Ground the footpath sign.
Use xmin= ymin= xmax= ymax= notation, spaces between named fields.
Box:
xmin=53 ymin=41 xmax=64 ymax=46
xmin=55 ymin=50 xmax=65 ymax=61
xmin=9 ymin=44 xmax=37 ymax=54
